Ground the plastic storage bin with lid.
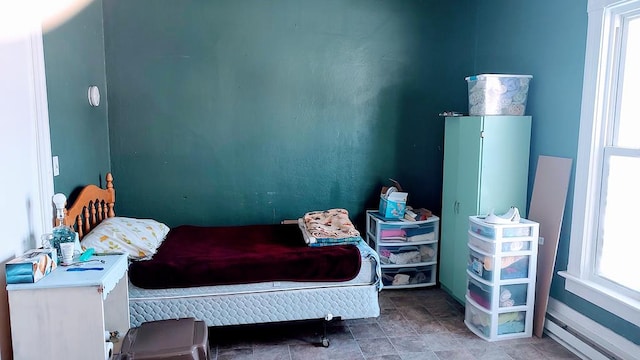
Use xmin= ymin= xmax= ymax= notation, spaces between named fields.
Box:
xmin=466 ymin=74 xmax=532 ymax=116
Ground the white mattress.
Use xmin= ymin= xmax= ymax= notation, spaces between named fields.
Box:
xmin=128 ymin=240 xmax=381 ymax=327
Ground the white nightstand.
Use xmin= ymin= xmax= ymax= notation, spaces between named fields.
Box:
xmin=7 ymin=253 xmax=130 ymax=360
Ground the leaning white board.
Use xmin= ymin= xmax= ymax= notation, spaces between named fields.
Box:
xmin=528 ymin=155 xmax=572 ymax=338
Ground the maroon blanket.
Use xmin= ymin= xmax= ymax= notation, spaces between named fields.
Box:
xmin=128 ymin=224 xmax=362 ymax=289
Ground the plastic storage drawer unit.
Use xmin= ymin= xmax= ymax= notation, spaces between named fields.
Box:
xmin=370 ymin=221 xmax=437 ymax=243
xmin=116 ymin=318 xmax=209 ymax=360
xmin=366 ymin=210 xmax=440 ymax=290
xmin=469 ymin=216 xmax=537 ymax=240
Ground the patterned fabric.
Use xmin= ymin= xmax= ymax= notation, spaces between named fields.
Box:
xmin=80 ymin=217 xmax=170 ymax=260
xmin=302 ymin=209 xmax=361 ymax=239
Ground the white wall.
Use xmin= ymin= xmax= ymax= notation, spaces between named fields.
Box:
xmin=0 ymin=8 xmax=53 ymax=360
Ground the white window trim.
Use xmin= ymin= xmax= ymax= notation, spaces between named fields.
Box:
xmin=560 ymin=0 xmax=640 ymax=327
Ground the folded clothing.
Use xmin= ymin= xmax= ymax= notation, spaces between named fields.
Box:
xmin=405 ymin=227 xmax=432 ymax=236
xmin=299 ymin=209 xmax=363 ymax=246
xmin=392 ymin=274 xmax=410 ymax=286
xmin=298 ymin=218 xmax=362 ymax=246
xmin=380 ymin=229 xmax=406 ymax=238
xmin=303 ymin=209 xmax=361 ymax=239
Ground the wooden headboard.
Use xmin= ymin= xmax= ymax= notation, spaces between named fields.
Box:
xmin=62 ymin=173 xmax=116 ymax=239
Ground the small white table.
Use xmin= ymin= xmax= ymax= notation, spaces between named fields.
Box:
xmin=7 ymin=253 xmax=130 ymax=360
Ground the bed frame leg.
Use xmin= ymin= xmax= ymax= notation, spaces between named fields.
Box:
xmin=319 ymin=313 xmax=333 ymax=348
xmin=320 ymin=322 xmax=330 ymax=348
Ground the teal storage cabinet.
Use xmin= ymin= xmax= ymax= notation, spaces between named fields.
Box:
xmin=439 ymin=116 xmax=532 ymax=304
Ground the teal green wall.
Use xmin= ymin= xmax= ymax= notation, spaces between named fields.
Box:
xmin=102 ymin=0 xmax=467 ymax=227
xmin=473 ymin=0 xmax=639 ymax=345
xmin=43 ymin=0 xmax=111 ymax=199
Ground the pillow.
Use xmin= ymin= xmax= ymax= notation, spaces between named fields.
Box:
xmin=80 ymin=217 xmax=170 ymax=260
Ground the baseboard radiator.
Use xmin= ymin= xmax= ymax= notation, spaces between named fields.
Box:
xmin=544 ymin=298 xmax=639 ymax=360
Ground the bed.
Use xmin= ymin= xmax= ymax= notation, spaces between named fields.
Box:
xmin=62 ymin=173 xmax=381 ymax=345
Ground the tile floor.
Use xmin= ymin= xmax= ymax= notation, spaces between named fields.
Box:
xmin=208 ymin=288 xmax=580 ymax=359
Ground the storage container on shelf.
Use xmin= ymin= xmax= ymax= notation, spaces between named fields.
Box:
xmin=377 ymin=226 xmax=438 ymax=243
xmin=467 ymin=246 xmax=531 ymax=282
xmin=465 ymin=295 xmax=530 ymax=340
xmin=467 ymin=273 xmax=530 ymax=310
xmin=380 ymin=265 xmax=434 ymax=288
xmin=367 ymin=213 xmax=438 ymax=242
xmin=468 ymin=231 xmax=533 ymax=254
xmin=378 ymin=244 xmax=437 ymax=266
xmin=465 ymin=74 xmax=532 ymax=116
xmin=469 ymin=216 xmax=537 ymax=240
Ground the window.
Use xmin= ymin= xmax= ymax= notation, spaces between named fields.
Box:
xmin=560 ymin=0 xmax=640 ymax=326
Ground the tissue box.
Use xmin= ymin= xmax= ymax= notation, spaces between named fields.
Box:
xmin=5 ymin=249 xmax=57 ymax=284
xmin=379 ymin=194 xmax=408 ymax=219
xmin=378 ymin=180 xmax=409 ymax=219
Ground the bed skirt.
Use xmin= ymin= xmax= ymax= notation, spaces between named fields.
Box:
xmin=129 ymin=283 xmax=380 ymax=327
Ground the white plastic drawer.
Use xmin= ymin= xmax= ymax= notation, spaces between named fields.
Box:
xmin=468 ymin=231 xmax=532 ymax=254
xmin=402 ymin=223 xmax=437 ymax=242
xmin=378 ymin=244 xmax=437 ymax=265
xmin=467 ymin=247 xmax=530 ymax=282
xmin=465 ymin=297 xmax=527 ymax=338
xmin=381 ymin=265 xmax=434 ymax=287
xmin=467 ymin=276 xmax=529 ymax=310
xmin=469 ymin=216 xmax=537 ymax=240
xmin=366 ymin=211 xmax=439 ymax=243
xmin=378 ymin=223 xmax=437 ymax=242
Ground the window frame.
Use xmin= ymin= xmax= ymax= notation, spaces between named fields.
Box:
xmin=560 ymin=0 xmax=640 ymax=327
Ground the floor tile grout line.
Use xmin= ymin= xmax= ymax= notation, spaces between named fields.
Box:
xmin=286 ymin=343 xmax=293 ymax=360
xmin=346 ymin=324 xmax=367 ymax=359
